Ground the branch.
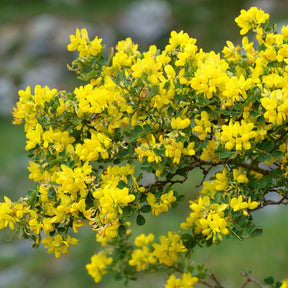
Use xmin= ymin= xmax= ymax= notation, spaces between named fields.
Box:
xmin=198 ymin=280 xmax=214 ymax=287
xmin=238 ymin=162 xmax=270 ymax=176
xmin=252 ymin=195 xmax=288 ymax=211
xmin=143 ymin=156 xmax=272 ymax=194
xmin=193 ymin=157 xmax=270 ymax=176
xmin=210 ymin=273 xmax=224 ymax=288
xmin=240 ymin=272 xmax=272 ymax=288
xmin=196 ymin=164 xmax=213 ymax=188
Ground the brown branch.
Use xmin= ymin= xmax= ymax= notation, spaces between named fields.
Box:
xmin=239 ymin=278 xmax=250 ymax=288
xmin=143 ymin=156 xmax=272 ymax=194
xmin=144 ymin=170 xmax=190 ymax=192
xmin=210 ymin=273 xmax=224 ymax=288
xmin=252 ymin=195 xmax=288 ymax=211
xmin=198 ymin=280 xmax=214 ymax=287
xmin=196 ymin=164 xmax=213 ymax=188
xmin=193 ymin=157 xmax=270 ymax=176
xmin=240 ymin=272 xmax=272 ymax=288
xmin=238 ymin=162 xmax=270 ymax=176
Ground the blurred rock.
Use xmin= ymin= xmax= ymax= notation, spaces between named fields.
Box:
xmin=247 ymin=0 xmax=277 ymax=13
xmin=0 ymin=77 xmax=15 ymax=115
xmin=24 ymin=15 xmax=60 ymax=57
xmin=0 ymin=23 xmax=21 ymax=57
xmin=0 ymin=266 xmax=24 ymax=287
xmin=119 ymin=0 xmax=173 ymax=42
xmin=21 ymin=60 xmax=67 ymax=90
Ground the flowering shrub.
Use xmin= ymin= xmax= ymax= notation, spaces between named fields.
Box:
xmin=1 ymin=6 xmax=288 ymax=287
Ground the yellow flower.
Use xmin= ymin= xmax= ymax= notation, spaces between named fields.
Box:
xmin=233 ymin=168 xmax=249 ymax=184
xmin=280 ymin=279 xmax=288 ymax=288
xmin=0 ymin=197 xmax=16 ymax=230
xmin=166 ymin=273 xmax=198 ymax=288
xmin=27 ymin=161 xmax=43 ymax=181
xmin=86 ymin=251 xmax=113 ymax=283
xmin=134 ymin=233 xmax=155 ymax=247
xmin=190 ymin=51 xmax=228 ymax=99
xmin=153 ymin=231 xmax=186 ymax=266
xmin=25 ymin=123 xmax=43 ymax=150
xmin=129 ymin=246 xmax=156 ymax=271
xmin=230 ymin=196 xmax=258 ymax=216
xmin=199 ymin=212 xmax=229 ymax=242
xmin=222 ymin=41 xmax=241 ymax=62
xmin=193 ymin=111 xmax=211 ymax=140
xmin=220 ymin=120 xmax=256 ymax=151
xmin=42 ymin=234 xmax=78 ymax=258
xmin=171 ymin=117 xmax=190 ymax=130
xmin=235 ymin=7 xmax=269 ymax=35
xmin=147 ymin=190 xmax=176 ymax=216
xmin=67 ymin=28 xmax=103 ymax=58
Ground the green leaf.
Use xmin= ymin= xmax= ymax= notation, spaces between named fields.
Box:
xmin=272 ymin=150 xmax=282 ymax=158
xmin=238 ymin=215 xmax=247 ymax=227
xmin=171 ymin=202 xmax=178 ymax=208
xmin=246 ymin=221 xmax=254 ymax=233
xmin=215 ymin=147 xmax=232 ymax=159
xmin=143 ymin=124 xmax=151 ymax=132
xmin=264 ymin=153 xmax=271 ymax=162
xmin=136 ymin=214 xmax=146 ymax=226
xmin=118 ymin=225 xmax=126 ymax=238
xmin=258 ymin=177 xmax=267 ymax=189
xmin=135 ymin=125 xmax=143 ymax=134
xmin=252 ymin=227 xmax=263 ymax=237
xmin=264 ymin=276 xmax=274 ymax=285
xmin=130 ymin=129 xmax=138 ymax=139
xmin=181 ymin=234 xmax=196 ymax=249
xmin=259 ymin=140 xmax=274 ymax=153
xmin=177 ymin=195 xmax=185 ymax=202
xmin=113 ymin=158 xmax=121 ymax=164
xmin=249 ymin=178 xmax=258 ymax=190
xmin=140 ymin=205 xmax=151 ymax=213
xmin=127 ymin=174 xmax=134 ymax=186
xmin=118 ymin=180 xmax=128 ymax=189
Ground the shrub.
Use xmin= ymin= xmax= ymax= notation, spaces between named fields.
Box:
xmin=1 ymin=6 xmax=288 ymax=287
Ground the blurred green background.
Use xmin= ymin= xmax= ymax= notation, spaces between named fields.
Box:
xmin=0 ymin=0 xmax=288 ymax=287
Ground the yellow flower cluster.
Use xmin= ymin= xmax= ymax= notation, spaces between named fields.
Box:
xmin=86 ymin=251 xmax=113 ymax=283
xmin=91 ymin=164 xmax=137 ymax=243
xmin=128 ymin=233 xmax=156 ymax=271
xmin=42 ymin=234 xmax=78 ymax=258
xmin=67 ymin=28 xmax=103 ymax=57
xmin=181 ymin=193 xmax=258 ymax=242
xmin=129 ymin=232 xmax=187 ymax=271
xmin=235 ymin=7 xmax=269 ymax=35
xmin=181 ymin=196 xmax=229 ymax=242
xmin=220 ymin=120 xmax=256 ymax=151
xmin=165 ymin=273 xmax=198 ymax=288
xmin=147 ymin=190 xmax=176 ymax=216
xmin=152 ymin=231 xmax=187 ymax=266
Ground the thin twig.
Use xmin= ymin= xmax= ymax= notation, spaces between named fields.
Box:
xmin=240 ymin=272 xmax=272 ymax=288
xmin=198 ymin=280 xmax=214 ymax=287
xmin=239 ymin=278 xmax=250 ymax=288
xmin=210 ymin=273 xmax=224 ymax=288
xmin=252 ymin=195 xmax=288 ymax=211
xmin=196 ymin=164 xmax=213 ymax=188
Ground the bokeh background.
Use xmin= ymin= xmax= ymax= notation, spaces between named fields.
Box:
xmin=0 ymin=0 xmax=288 ymax=287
